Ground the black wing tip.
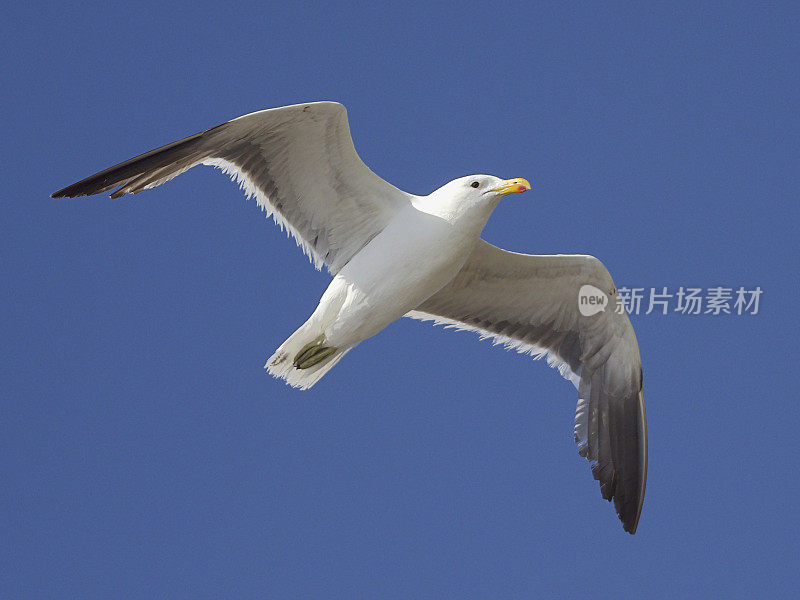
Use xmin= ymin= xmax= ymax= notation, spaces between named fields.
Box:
xmin=50 ymin=180 xmax=109 ymax=199
xmin=593 ymin=464 xmax=642 ymax=534
xmin=582 ymin=380 xmax=646 ymax=535
xmin=49 ymin=124 xmax=218 ymax=201
xmin=623 ymin=522 xmax=638 ymax=535
xmin=50 ymin=187 xmax=82 ymax=199
xmin=622 ymin=387 xmax=647 ymax=535
xmin=621 ymin=508 xmax=641 ymax=534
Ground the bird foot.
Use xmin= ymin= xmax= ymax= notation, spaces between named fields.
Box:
xmin=293 ymin=335 xmax=338 ymax=369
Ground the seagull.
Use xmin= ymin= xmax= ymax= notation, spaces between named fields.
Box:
xmin=52 ymin=101 xmax=647 ymax=534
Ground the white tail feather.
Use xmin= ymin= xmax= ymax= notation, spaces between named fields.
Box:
xmin=265 ymin=325 xmax=351 ymax=390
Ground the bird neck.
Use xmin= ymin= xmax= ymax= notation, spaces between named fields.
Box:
xmin=412 ymin=194 xmax=498 ymax=234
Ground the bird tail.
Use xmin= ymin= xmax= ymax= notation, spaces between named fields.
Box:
xmin=265 ymin=326 xmax=351 ymax=390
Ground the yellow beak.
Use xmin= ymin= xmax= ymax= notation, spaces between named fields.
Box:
xmin=490 ymin=177 xmax=531 ymax=197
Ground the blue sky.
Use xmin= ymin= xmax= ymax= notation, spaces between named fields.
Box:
xmin=3 ymin=2 xmax=798 ymax=598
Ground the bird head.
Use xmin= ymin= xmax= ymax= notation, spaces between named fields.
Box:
xmin=423 ymin=174 xmax=531 ymax=223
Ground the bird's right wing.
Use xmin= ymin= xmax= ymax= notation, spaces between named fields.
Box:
xmin=51 ymin=101 xmax=412 ymax=272
xmin=409 ymin=240 xmax=647 ymax=533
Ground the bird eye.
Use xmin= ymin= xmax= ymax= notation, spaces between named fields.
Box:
xmin=470 ymin=181 xmax=480 ymax=188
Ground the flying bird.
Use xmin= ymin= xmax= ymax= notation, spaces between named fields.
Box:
xmin=52 ymin=101 xmax=647 ymax=534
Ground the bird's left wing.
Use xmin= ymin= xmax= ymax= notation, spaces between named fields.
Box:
xmin=408 ymin=240 xmax=647 ymax=534
xmin=51 ymin=102 xmax=411 ymax=272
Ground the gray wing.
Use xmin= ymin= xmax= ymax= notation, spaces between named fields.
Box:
xmin=51 ymin=101 xmax=411 ymax=273
xmin=409 ymin=240 xmax=647 ymax=534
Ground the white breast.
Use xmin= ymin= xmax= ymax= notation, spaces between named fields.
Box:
xmin=322 ymin=203 xmax=481 ymax=346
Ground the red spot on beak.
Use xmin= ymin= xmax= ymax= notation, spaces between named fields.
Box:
xmin=517 ymin=185 xmax=528 ymax=193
